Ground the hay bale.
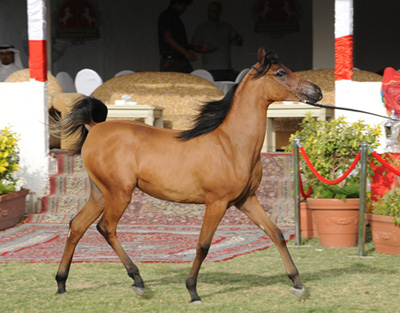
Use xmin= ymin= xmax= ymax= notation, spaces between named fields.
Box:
xmin=5 ymin=69 xmax=63 ymax=95
xmin=91 ymin=72 xmax=224 ymax=130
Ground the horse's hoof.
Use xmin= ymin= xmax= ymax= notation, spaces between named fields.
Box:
xmin=132 ymin=286 xmax=145 ymax=296
xmin=292 ymin=286 xmax=306 ymax=299
xmin=55 ymin=291 xmax=67 ymax=296
xmin=190 ymin=300 xmax=202 ymax=304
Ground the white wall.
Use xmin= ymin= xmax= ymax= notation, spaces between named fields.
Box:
xmin=335 ymin=81 xmax=386 ymax=152
xmin=0 ymin=81 xmax=49 ymax=211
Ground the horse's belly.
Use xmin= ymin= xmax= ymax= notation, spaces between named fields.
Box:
xmin=137 ymin=179 xmax=206 ymax=204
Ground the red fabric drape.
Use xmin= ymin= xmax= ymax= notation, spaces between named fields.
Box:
xmin=28 ymin=40 xmax=47 ymax=82
xmin=335 ymin=35 xmax=353 ymax=81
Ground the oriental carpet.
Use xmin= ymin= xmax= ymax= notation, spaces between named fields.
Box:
xmin=0 ymin=153 xmax=295 ymax=263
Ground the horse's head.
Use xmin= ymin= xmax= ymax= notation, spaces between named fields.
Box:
xmin=252 ymin=48 xmax=323 ymax=104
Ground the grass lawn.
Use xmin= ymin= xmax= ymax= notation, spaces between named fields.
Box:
xmin=1 ymin=235 xmax=399 ymax=313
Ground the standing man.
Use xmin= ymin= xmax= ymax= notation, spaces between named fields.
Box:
xmin=0 ymin=45 xmax=23 ymax=82
xmin=158 ymin=0 xmax=197 ymax=73
xmin=192 ymin=1 xmax=243 ymax=81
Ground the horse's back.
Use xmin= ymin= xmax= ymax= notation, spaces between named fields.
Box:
xmin=85 ymin=120 xmax=177 ymax=147
xmin=81 ymin=120 xmax=176 ymax=176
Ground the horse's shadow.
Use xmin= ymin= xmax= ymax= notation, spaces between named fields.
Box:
xmin=144 ymin=262 xmax=397 ymax=300
xmin=66 ymin=261 xmax=397 ymax=300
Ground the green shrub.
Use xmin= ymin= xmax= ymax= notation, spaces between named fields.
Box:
xmin=0 ymin=127 xmax=23 ymax=195
xmin=288 ymin=113 xmax=381 ymax=199
xmin=373 ymin=186 xmax=400 ymax=225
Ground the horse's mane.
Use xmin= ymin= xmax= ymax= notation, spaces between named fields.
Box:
xmin=177 ymin=84 xmax=238 ymax=141
xmin=177 ymin=52 xmax=278 ymax=141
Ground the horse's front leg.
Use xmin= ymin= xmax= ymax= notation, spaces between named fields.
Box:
xmin=239 ymin=195 xmax=305 ymax=298
xmin=186 ymin=200 xmax=227 ymax=303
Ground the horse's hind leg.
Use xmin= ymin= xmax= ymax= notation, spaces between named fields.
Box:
xmin=239 ymin=195 xmax=305 ymax=298
xmin=55 ymin=185 xmax=105 ymax=294
xmin=96 ymin=189 xmax=145 ymax=295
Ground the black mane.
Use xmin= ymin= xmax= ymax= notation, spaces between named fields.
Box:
xmin=177 ymin=51 xmax=278 ymax=141
xmin=177 ymin=84 xmax=239 ymax=141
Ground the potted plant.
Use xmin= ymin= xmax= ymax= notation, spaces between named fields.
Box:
xmin=288 ymin=113 xmax=381 ymax=247
xmin=0 ymin=126 xmax=29 ymax=230
xmin=366 ymin=185 xmax=400 ymax=254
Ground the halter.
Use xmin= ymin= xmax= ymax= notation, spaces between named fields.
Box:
xmin=252 ymin=65 xmax=304 ymax=101
xmin=251 ymin=65 xmax=400 ymax=121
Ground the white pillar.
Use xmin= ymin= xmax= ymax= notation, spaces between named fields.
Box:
xmin=23 ymin=0 xmax=49 ymax=210
xmin=334 ymin=0 xmax=386 ymax=151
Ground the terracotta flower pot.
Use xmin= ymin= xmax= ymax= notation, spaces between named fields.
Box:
xmin=0 ymin=189 xmax=29 ymax=231
xmin=306 ymin=198 xmax=360 ymax=248
xmin=366 ymin=213 xmax=400 ymax=255
xmin=300 ymin=201 xmax=318 ymax=238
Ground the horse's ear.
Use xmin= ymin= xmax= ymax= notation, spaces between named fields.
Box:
xmin=257 ymin=48 xmax=266 ymax=64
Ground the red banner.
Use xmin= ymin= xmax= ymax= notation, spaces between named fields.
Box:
xmin=335 ymin=35 xmax=353 ymax=81
xmin=28 ymin=40 xmax=47 ymax=82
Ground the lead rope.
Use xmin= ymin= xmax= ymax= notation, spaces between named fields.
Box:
xmin=251 ymin=65 xmax=400 ymax=121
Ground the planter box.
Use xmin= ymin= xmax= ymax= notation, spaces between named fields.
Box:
xmin=307 ymin=198 xmax=360 ymax=248
xmin=300 ymin=201 xmax=318 ymax=238
xmin=0 ymin=189 xmax=29 ymax=230
xmin=366 ymin=213 xmax=400 ymax=255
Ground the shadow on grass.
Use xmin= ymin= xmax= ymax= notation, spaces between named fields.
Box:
xmin=141 ymin=262 xmax=398 ymax=300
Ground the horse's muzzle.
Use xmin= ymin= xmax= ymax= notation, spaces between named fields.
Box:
xmin=304 ymin=82 xmax=323 ymax=104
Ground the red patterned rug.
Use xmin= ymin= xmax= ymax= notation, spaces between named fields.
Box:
xmin=0 ymin=153 xmax=295 ymax=263
xmin=0 ymin=223 xmax=294 ymax=263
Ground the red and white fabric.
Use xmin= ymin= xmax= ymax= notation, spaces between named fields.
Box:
xmin=27 ymin=0 xmax=47 ymax=82
xmin=334 ymin=0 xmax=353 ymax=81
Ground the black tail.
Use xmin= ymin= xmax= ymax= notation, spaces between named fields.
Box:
xmin=58 ymin=96 xmax=108 ymax=155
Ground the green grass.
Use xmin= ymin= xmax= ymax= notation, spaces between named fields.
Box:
xmin=1 ymin=236 xmax=400 ymax=313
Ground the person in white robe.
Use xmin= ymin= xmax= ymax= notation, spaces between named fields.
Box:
xmin=0 ymin=45 xmax=23 ymax=82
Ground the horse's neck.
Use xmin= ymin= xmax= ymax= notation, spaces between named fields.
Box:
xmin=219 ymin=84 xmax=271 ymax=155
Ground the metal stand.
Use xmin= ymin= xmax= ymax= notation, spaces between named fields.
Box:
xmin=358 ymin=142 xmax=369 ymax=256
xmin=292 ymin=137 xmax=301 ymax=246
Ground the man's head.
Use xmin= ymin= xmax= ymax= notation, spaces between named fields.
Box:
xmin=0 ymin=46 xmax=15 ymax=65
xmin=170 ymin=0 xmax=193 ymax=14
xmin=207 ymin=1 xmax=222 ymax=22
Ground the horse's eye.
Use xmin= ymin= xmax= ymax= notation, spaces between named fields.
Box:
xmin=275 ymin=69 xmax=286 ymax=77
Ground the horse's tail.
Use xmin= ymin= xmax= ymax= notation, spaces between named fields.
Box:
xmin=58 ymin=96 xmax=108 ymax=155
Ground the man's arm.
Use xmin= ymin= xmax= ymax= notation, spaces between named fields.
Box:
xmin=230 ymin=29 xmax=243 ymax=46
xmin=164 ymin=30 xmax=197 ymax=61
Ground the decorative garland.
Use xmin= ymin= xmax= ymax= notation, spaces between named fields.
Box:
xmin=296 ymin=144 xmax=400 ymax=200
xmin=371 ymin=149 xmax=400 ymax=176
xmin=299 ymin=146 xmax=361 ymax=185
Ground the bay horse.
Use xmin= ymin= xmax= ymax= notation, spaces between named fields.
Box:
xmin=55 ymin=48 xmax=322 ymax=303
